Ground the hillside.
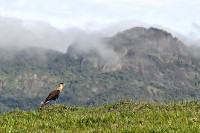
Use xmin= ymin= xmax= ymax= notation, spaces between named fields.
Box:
xmin=1 ymin=27 xmax=200 ymax=113
xmin=0 ymin=101 xmax=199 ymax=132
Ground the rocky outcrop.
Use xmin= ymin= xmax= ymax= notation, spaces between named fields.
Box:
xmin=66 ymin=27 xmax=190 ymax=73
xmin=15 ymin=73 xmax=58 ymax=97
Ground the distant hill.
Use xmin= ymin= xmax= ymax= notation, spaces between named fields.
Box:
xmin=1 ymin=27 xmax=200 ymax=113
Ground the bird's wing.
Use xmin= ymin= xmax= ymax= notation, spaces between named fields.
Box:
xmin=45 ymin=90 xmax=60 ymax=101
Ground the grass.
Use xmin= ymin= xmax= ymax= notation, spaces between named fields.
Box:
xmin=0 ymin=101 xmax=200 ymax=132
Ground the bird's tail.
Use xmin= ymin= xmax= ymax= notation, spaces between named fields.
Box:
xmin=40 ymin=100 xmax=50 ymax=108
xmin=40 ymin=101 xmax=45 ymax=109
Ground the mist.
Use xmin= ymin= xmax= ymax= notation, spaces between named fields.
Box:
xmin=1 ymin=16 xmax=200 ymax=65
xmin=0 ymin=16 xmax=121 ymax=67
xmin=67 ymin=34 xmax=120 ymax=68
xmin=0 ymin=16 xmax=76 ymax=51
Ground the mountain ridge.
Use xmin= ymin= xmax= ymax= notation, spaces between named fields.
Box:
xmin=0 ymin=27 xmax=200 ymax=113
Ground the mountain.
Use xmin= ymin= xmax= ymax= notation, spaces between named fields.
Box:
xmin=0 ymin=27 xmax=200 ymax=113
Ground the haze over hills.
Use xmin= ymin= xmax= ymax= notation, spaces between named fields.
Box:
xmin=0 ymin=27 xmax=200 ymax=113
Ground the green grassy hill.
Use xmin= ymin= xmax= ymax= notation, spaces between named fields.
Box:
xmin=0 ymin=101 xmax=199 ymax=132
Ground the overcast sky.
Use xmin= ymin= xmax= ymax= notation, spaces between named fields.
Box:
xmin=0 ymin=0 xmax=199 ymax=34
xmin=0 ymin=0 xmax=199 ymax=51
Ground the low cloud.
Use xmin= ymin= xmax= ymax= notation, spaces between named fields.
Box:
xmin=1 ymin=16 xmax=200 ymax=65
xmin=67 ymin=34 xmax=120 ymax=68
xmin=0 ymin=16 xmax=74 ymax=52
xmin=0 ymin=16 xmax=120 ymax=67
xmin=188 ymin=23 xmax=200 ymax=45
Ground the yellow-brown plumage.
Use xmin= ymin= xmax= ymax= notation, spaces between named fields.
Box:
xmin=40 ymin=83 xmax=65 ymax=108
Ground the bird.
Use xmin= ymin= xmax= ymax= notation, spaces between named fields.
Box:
xmin=40 ymin=83 xmax=65 ymax=108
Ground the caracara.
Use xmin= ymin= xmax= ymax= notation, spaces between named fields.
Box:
xmin=40 ymin=83 xmax=65 ymax=108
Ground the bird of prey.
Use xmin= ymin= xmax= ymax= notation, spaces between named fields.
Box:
xmin=40 ymin=83 xmax=65 ymax=108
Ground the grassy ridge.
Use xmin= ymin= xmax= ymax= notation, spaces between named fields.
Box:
xmin=0 ymin=101 xmax=200 ymax=132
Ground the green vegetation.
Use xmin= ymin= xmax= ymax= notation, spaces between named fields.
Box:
xmin=0 ymin=101 xmax=199 ymax=132
xmin=1 ymin=27 xmax=200 ymax=113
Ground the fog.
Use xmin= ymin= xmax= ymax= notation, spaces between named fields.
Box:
xmin=0 ymin=16 xmax=123 ymax=52
xmin=0 ymin=16 xmax=200 ymax=64
xmin=0 ymin=17 xmax=122 ymax=66
xmin=0 ymin=17 xmax=75 ymax=51
xmin=67 ymin=34 xmax=120 ymax=67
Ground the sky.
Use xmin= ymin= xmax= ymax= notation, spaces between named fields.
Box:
xmin=0 ymin=0 xmax=199 ymax=33
xmin=0 ymin=0 xmax=200 ymax=51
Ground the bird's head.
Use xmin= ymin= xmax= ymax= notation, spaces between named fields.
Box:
xmin=57 ymin=83 xmax=65 ymax=91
